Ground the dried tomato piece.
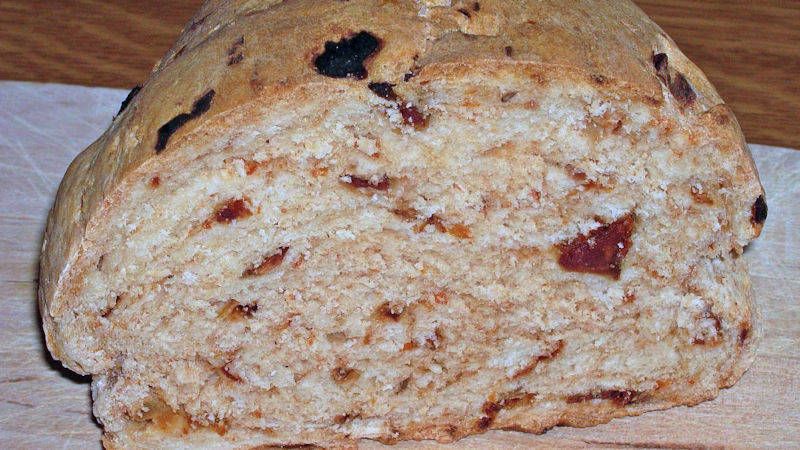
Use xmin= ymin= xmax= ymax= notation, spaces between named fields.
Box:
xmin=221 ymin=364 xmax=242 ymax=382
xmin=669 ymin=72 xmax=696 ymax=105
xmin=557 ymin=214 xmax=635 ymax=279
xmin=334 ymin=413 xmax=360 ymax=424
xmin=368 ymin=82 xmax=429 ymax=129
xmin=693 ymin=307 xmax=721 ymax=345
xmin=567 ymin=389 xmax=639 ymax=406
xmin=399 ymin=104 xmax=428 ymax=129
xmin=476 ymin=394 xmax=534 ymax=429
xmin=738 ymin=326 xmax=752 ymax=347
xmin=367 ymin=82 xmax=398 ymax=101
xmin=415 ymin=215 xmax=447 ymax=234
xmin=343 ymin=174 xmax=391 ymax=190
xmin=215 ymin=198 xmax=252 ymax=223
xmin=234 ymin=303 xmax=258 ymax=317
xmin=376 ymin=302 xmax=403 ymax=321
xmin=331 ymin=367 xmax=360 ymax=383
xmin=243 ymin=247 xmax=289 ymax=277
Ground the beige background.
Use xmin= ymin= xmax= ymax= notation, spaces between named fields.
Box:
xmin=0 ymin=82 xmax=797 ymax=448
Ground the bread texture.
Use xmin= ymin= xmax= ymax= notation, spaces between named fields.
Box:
xmin=39 ymin=0 xmax=767 ymax=448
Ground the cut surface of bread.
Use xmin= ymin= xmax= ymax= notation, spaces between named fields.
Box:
xmin=39 ymin=0 xmax=767 ymax=448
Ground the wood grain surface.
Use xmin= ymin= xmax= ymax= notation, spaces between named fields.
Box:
xmin=0 ymin=81 xmax=798 ymax=449
xmin=0 ymin=1 xmax=798 ymax=148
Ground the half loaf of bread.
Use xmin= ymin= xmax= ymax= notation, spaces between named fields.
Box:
xmin=40 ymin=0 xmax=767 ymax=447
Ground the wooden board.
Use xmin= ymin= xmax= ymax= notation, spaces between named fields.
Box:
xmin=1 ymin=0 xmax=799 ymax=149
xmin=0 ymin=81 xmax=797 ymax=449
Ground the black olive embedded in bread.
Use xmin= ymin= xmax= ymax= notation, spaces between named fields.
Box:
xmin=39 ymin=0 xmax=766 ymax=447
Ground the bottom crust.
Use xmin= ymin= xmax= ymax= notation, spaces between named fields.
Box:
xmin=101 ymin=355 xmax=756 ymax=450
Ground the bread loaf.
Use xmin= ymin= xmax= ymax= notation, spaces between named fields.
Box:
xmin=39 ymin=0 xmax=767 ymax=447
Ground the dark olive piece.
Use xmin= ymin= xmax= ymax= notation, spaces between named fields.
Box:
xmin=652 ymin=52 xmax=668 ymax=74
xmin=313 ymin=31 xmax=380 ymax=79
xmin=752 ymin=195 xmax=768 ymax=225
xmin=116 ymin=85 xmax=142 ymax=116
xmin=155 ymin=89 xmax=215 ymax=153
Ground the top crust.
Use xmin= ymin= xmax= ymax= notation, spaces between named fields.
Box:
xmin=39 ymin=0 xmax=760 ymax=373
